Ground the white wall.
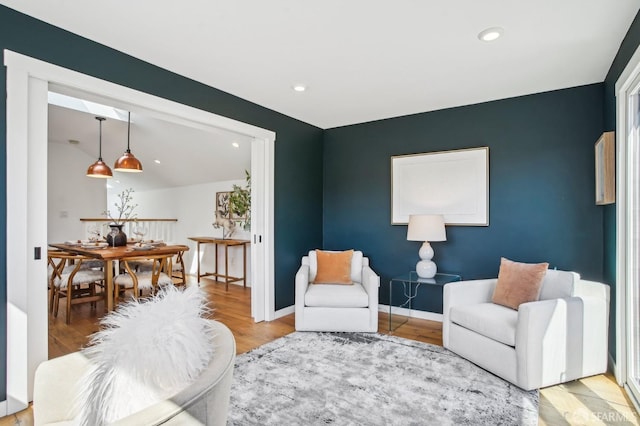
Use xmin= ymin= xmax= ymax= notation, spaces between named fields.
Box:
xmin=48 ymin=142 xmax=107 ymax=242
xmin=128 ymin=179 xmax=251 ymax=286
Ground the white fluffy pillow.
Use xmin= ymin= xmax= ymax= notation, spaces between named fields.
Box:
xmin=76 ymin=285 xmax=215 ymax=425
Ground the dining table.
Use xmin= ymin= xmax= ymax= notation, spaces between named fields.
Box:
xmin=48 ymin=242 xmax=189 ymax=311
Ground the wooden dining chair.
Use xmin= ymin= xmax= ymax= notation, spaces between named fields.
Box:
xmin=114 ymin=254 xmax=174 ymax=302
xmin=47 ymin=250 xmax=104 ymax=313
xmin=127 ymin=251 xmax=186 ymax=286
xmin=50 ymin=252 xmax=106 ymax=324
xmin=170 ymin=250 xmax=187 ymax=286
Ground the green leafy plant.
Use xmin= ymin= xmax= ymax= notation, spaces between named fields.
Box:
xmin=103 ymin=188 xmax=138 ymax=225
xmin=229 ymin=170 xmax=251 ymax=230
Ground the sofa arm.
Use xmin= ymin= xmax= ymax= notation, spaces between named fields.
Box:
xmin=295 ymin=265 xmax=309 ymax=314
xmin=516 ymin=298 xmax=568 ymax=389
xmin=362 ymin=265 xmax=380 ymax=305
xmin=443 ymin=279 xmax=497 ymax=311
xmin=34 ymin=352 xmax=91 ymax=425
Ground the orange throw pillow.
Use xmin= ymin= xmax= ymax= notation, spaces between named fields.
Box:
xmin=313 ymin=249 xmax=354 ymax=285
xmin=492 ymin=257 xmax=549 ymax=310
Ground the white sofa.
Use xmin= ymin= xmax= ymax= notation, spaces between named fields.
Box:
xmin=33 ymin=320 xmax=236 ymax=425
xmin=443 ymin=270 xmax=609 ymax=390
xmin=295 ymin=250 xmax=380 ymax=332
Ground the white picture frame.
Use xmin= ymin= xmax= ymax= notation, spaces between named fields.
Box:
xmin=391 ymin=147 xmax=489 ymax=226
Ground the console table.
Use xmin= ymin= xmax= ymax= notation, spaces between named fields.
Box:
xmin=389 ymin=272 xmax=461 ymax=331
xmin=188 ymin=237 xmax=250 ymax=290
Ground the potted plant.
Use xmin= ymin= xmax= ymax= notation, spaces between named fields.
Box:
xmin=229 ymin=170 xmax=251 ymax=230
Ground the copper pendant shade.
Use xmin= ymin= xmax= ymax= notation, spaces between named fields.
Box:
xmin=114 ymin=112 xmax=143 ymax=173
xmin=87 ymin=117 xmax=113 ymax=178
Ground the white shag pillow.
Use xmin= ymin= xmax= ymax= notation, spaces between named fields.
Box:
xmin=75 ymin=285 xmax=215 ymax=425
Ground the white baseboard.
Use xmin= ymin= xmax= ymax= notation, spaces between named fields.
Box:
xmin=379 ymin=304 xmax=443 ymax=323
xmin=274 ymin=305 xmax=294 ymax=319
xmin=271 ymin=304 xmax=441 ymax=322
xmin=0 ymin=400 xmax=6 ymax=417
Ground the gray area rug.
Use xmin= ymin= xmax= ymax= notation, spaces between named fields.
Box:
xmin=228 ymin=332 xmax=538 ymax=425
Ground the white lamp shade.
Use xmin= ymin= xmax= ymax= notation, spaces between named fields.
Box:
xmin=407 ymin=214 xmax=446 ymax=242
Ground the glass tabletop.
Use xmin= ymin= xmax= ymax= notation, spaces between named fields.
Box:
xmin=390 ymin=271 xmax=462 ymax=286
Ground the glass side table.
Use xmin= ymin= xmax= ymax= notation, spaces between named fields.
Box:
xmin=389 ymin=272 xmax=462 ymax=331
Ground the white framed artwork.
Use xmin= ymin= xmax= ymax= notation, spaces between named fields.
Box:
xmin=391 ymin=147 xmax=489 ymax=226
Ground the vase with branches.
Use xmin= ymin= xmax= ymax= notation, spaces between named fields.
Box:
xmin=103 ymin=188 xmax=138 ymax=246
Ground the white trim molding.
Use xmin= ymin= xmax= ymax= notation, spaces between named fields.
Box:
xmin=3 ymin=49 xmax=276 ymax=413
xmin=379 ymin=304 xmax=443 ymax=323
xmin=614 ymin=42 xmax=640 ymax=409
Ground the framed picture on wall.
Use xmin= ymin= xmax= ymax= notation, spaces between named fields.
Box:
xmin=216 ymin=191 xmax=231 ymax=218
xmin=391 ymin=146 xmax=489 ymax=226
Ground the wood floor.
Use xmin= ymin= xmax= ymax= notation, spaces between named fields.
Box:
xmin=3 ymin=276 xmax=639 ymax=425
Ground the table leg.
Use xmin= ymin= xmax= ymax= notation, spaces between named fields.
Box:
xmin=389 ymin=280 xmax=392 ymax=331
xmin=243 ymin=243 xmax=247 ymax=288
xmin=214 ymin=243 xmax=219 ymax=279
xmin=196 ymin=242 xmax=202 ymax=283
xmin=105 ymin=259 xmax=114 ymax=312
xmin=225 ymin=244 xmax=229 ymax=291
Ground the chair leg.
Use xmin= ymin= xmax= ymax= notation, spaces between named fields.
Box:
xmin=66 ymin=285 xmax=73 ymax=325
xmin=53 ymin=287 xmax=61 ymax=318
xmin=49 ymin=285 xmax=55 ymax=313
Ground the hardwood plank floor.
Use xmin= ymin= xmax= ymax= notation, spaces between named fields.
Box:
xmin=2 ymin=276 xmax=638 ymax=425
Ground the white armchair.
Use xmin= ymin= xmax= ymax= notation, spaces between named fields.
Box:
xmin=443 ymin=270 xmax=609 ymax=391
xmin=295 ymin=250 xmax=380 ymax=332
xmin=34 ymin=320 xmax=236 ymax=425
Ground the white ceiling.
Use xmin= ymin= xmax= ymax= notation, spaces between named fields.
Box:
xmin=48 ymin=100 xmax=252 ymax=191
xmin=3 ymin=1 xmax=640 ymax=129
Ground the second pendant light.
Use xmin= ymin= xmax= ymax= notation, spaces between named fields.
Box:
xmin=114 ymin=111 xmax=143 ymax=173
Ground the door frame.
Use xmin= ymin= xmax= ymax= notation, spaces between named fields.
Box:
xmin=3 ymin=49 xmax=276 ymax=414
xmin=615 ymin=42 xmax=640 ymax=412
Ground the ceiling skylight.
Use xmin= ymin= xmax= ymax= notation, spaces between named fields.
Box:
xmin=48 ymin=92 xmax=128 ymax=121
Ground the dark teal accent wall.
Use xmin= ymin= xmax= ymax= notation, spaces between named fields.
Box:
xmin=323 ymin=85 xmax=604 ymax=314
xmin=0 ymin=5 xmax=324 ymax=400
xmin=603 ymin=11 xmax=640 ymax=361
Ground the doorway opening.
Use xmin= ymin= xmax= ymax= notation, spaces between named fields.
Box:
xmin=4 ymin=50 xmax=275 ymax=415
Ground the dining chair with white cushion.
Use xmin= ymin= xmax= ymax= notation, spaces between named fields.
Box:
xmin=50 ymin=252 xmax=106 ymax=324
xmin=115 ymin=254 xmax=174 ymax=302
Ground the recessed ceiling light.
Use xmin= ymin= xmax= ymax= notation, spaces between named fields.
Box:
xmin=478 ymin=27 xmax=504 ymax=42
xmin=232 ymin=142 xmax=240 ymax=148
xmin=154 ymin=159 xmax=161 ymax=164
xmin=292 ymin=84 xmax=307 ymax=92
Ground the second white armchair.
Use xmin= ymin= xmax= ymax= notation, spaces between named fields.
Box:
xmin=443 ymin=269 xmax=609 ymax=390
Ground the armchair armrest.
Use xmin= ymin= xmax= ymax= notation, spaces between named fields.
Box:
xmin=361 ymin=265 xmax=380 ymax=306
xmin=295 ymin=264 xmax=310 ymax=306
xmin=443 ymin=279 xmax=497 ymax=311
xmin=34 ymin=352 xmax=90 ymax=425
xmin=516 ymin=298 xmax=568 ymax=389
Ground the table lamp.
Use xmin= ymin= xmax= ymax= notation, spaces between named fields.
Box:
xmin=407 ymin=214 xmax=447 ymax=278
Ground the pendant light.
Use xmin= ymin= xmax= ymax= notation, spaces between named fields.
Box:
xmin=86 ymin=116 xmax=113 ymax=178
xmin=114 ymin=111 xmax=143 ymax=172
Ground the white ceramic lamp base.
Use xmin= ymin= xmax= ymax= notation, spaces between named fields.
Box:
xmin=416 ymin=241 xmax=437 ymax=278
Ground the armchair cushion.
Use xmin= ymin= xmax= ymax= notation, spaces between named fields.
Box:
xmin=309 ymin=250 xmax=363 ymax=283
xmin=492 ymin=257 xmax=549 ymax=310
xmin=305 ymin=282 xmax=370 ymax=308
xmin=313 ymin=249 xmax=354 ymax=284
xmin=450 ymin=302 xmax=518 ymax=347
